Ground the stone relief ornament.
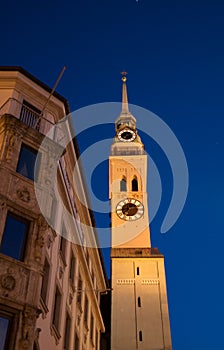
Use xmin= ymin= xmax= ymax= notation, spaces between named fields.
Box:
xmin=20 ymin=305 xmax=38 ymax=349
xmin=5 ymin=132 xmax=16 ymax=162
xmin=0 ymin=274 xmax=16 ymax=291
xmin=17 ymin=188 xmax=31 ymax=202
xmin=34 ymin=216 xmax=48 ymax=262
xmin=4 ymin=124 xmax=22 ymax=163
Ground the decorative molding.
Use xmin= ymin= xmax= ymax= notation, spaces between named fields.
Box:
xmin=141 ymin=279 xmax=160 ymax=285
xmin=5 ymin=132 xmax=16 ymax=163
xmin=116 ymin=279 xmax=135 ymax=285
xmin=0 ymin=274 xmax=16 ymax=291
xmin=34 ymin=215 xmax=48 ymax=262
xmin=0 ymin=264 xmax=29 ymax=301
xmin=20 ymin=305 xmax=39 ymax=349
xmin=17 ymin=188 xmax=30 ymax=202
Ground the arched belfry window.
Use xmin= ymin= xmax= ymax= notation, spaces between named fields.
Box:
xmin=132 ymin=177 xmax=138 ymax=191
xmin=120 ymin=177 xmax=127 ymax=192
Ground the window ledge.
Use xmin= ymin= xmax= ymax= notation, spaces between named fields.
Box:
xmin=40 ymin=298 xmax=49 ymax=318
xmin=50 ymin=324 xmax=61 ymax=345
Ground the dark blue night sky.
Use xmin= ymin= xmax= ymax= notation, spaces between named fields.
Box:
xmin=1 ymin=1 xmax=224 ymax=349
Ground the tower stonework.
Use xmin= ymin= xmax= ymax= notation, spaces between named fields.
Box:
xmin=110 ymin=75 xmax=172 ymax=350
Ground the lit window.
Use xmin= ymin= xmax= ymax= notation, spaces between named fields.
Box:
xmin=64 ymin=313 xmax=71 ymax=350
xmin=0 ymin=213 xmax=29 ymax=261
xmin=17 ymin=144 xmax=37 ymax=181
xmin=41 ymin=258 xmax=50 ymax=305
xmin=52 ymin=286 xmax=62 ymax=331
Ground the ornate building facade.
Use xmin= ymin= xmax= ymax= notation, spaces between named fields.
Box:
xmin=0 ymin=67 xmax=107 ymax=350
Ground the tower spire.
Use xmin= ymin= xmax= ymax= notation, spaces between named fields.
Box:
xmin=121 ymin=71 xmax=129 ymax=113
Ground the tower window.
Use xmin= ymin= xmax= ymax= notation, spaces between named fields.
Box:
xmin=120 ymin=177 xmax=127 ymax=191
xmin=139 ymin=331 xmax=143 ymax=342
xmin=138 ymin=297 xmax=141 ymax=307
xmin=132 ymin=177 xmax=138 ymax=191
xmin=136 ymin=267 xmax=140 ymax=275
xmin=0 ymin=212 xmax=29 ymax=261
xmin=17 ymin=144 xmax=38 ymax=181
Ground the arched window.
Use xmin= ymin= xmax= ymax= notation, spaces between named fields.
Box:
xmin=120 ymin=177 xmax=127 ymax=191
xmin=132 ymin=177 xmax=138 ymax=191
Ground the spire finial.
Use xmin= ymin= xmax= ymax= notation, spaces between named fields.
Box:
xmin=121 ymin=71 xmax=128 ymax=82
xmin=120 ymin=71 xmax=129 ymax=113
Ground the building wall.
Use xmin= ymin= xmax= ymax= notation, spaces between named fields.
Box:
xmin=0 ymin=68 xmax=107 ymax=350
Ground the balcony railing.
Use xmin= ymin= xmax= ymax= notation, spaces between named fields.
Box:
xmin=0 ymin=98 xmax=56 ymax=136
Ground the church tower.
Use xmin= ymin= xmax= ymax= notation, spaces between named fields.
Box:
xmin=110 ymin=74 xmax=172 ymax=350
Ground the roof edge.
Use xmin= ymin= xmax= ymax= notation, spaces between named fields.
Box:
xmin=0 ymin=66 xmax=70 ymax=115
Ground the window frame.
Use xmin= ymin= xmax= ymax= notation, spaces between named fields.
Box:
xmin=132 ymin=177 xmax=138 ymax=191
xmin=52 ymin=285 xmax=62 ymax=334
xmin=120 ymin=177 xmax=127 ymax=192
xmin=16 ymin=143 xmax=38 ymax=181
xmin=0 ymin=211 xmax=30 ymax=261
xmin=0 ymin=307 xmax=18 ymax=350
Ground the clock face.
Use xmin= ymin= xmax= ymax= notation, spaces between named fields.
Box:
xmin=116 ymin=198 xmax=144 ymax=221
xmin=118 ymin=128 xmax=136 ymax=142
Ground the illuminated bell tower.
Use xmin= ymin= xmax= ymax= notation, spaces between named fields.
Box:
xmin=110 ymin=73 xmax=172 ymax=350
